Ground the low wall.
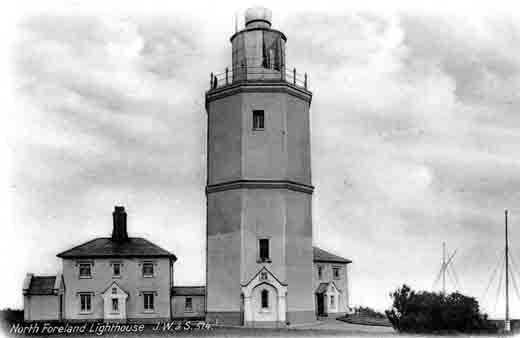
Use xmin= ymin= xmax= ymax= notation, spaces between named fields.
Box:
xmin=24 ymin=295 xmax=60 ymax=321
xmin=489 ymin=319 xmax=520 ymax=331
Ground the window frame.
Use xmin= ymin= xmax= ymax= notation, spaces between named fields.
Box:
xmin=261 ymin=289 xmax=269 ymax=309
xmin=185 ymin=297 xmax=193 ymax=313
xmin=78 ymin=263 xmax=92 ymax=279
xmin=258 ymin=238 xmax=271 ymax=263
xmin=112 ymin=263 xmax=121 ymax=278
xmin=268 ymin=49 xmax=275 ymax=69
xmin=142 ymin=262 xmax=154 ymax=278
xmin=261 ymin=32 xmax=282 ymax=71
xmin=260 ymin=271 xmax=268 ymax=281
xmin=332 ymin=266 xmax=341 ymax=280
xmin=252 ymin=110 xmax=265 ymax=130
xmin=143 ymin=292 xmax=155 ymax=312
xmin=79 ymin=293 xmax=92 ymax=313
xmin=330 ymin=295 xmax=335 ymax=308
xmin=111 ymin=298 xmax=119 ymax=313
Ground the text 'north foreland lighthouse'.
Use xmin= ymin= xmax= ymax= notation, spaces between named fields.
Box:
xmin=205 ymin=7 xmax=315 ymax=326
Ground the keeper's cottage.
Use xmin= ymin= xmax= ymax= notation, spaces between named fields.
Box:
xmin=22 ymin=7 xmax=352 ymax=327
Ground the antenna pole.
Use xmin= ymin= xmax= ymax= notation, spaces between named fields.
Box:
xmin=443 ymin=242 xmax=446 ymax=295
xmin=505 ymin=210 xmax=511 ymax=332
xmin=234 ymin=11 xmax=238 ymax=33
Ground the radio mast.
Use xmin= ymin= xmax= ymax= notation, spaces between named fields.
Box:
xmin=505 ymin=210 xmax=510 ymax=332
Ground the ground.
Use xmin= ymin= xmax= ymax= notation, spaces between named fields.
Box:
xmin=2 ymin=318 xmax=514 ymax=338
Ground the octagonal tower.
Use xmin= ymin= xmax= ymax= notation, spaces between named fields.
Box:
xmin=205 ymin=7 xmax=314 ymax=327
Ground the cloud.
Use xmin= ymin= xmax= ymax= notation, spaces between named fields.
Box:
xmin=285 ymin=11 xmax=520 ymax=313
xmin=7 ymin=13 xmax=209 ymax=304
xmin=4 ymin=9 xmax=520 ymax=318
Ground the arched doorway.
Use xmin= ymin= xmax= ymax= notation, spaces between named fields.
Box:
xmin=251 ymin=283 xmax=278 ymax=323
xmin=241 ymin=267 xmax=287 ymax=327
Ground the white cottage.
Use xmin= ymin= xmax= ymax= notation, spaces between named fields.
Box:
xmin=24 ymin=206 xmax=177 ymax=322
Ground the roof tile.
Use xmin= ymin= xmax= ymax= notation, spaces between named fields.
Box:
xmin=173 ymin=286 xmax=205 ymax=296
xmin=315 ymin=282 xmax=330 ymax=294
xmin=57 ymin=237 xmax=176 ymax=260
xmin=26 ymin=276 xmax=56 ymax=295
xmin=313 ymin=246 xmax=351 ymax=264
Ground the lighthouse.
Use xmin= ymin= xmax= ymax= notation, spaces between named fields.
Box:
xmin=205 ymin=7 xmax=315 ymax=326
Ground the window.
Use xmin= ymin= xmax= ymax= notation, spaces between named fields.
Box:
xmin=268 ymin=49 xmax=275 ymax=69
xmin=112 ymin=298 xmax=119 ymax=312
xmin=143 ymin=293 xmax=155 ymax=311
xmin=261 ymin=290 xmax=269 ymax=309
xmin=333 ymin=267 xmax=340 ymax=279
xmin=261 ymin=32 xmax=282 ymax=71
xmin=142 ymin=263 xmax=154 ymax=277
xmin=330 ymin=295 xmax=335 ymax=307
xmin=259 ymin=239 xmax=270 ymax=262
xmin=260 ymin=272 xmax=268 ymax=281
xmin=253 ymin=110 xmax=264 ymax=129
xmin=112 ymin=263 xmax=121 ymax=277
xmin=185 ymin=297 xmax=193 ymax=312
xmin=79 ymin=263 xmax=91 ymax=278
xmin=318 ymin=266 xmax=323 ymax=280
xmin=112 ymin=288 xmax=117 ymax=294
xmin=79 ymin=294 xmax=92 ymax=313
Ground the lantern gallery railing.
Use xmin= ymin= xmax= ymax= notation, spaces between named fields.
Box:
xmin=209 ymin=65 xmax=309 ymax=91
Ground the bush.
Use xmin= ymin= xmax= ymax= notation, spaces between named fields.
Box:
xmin=0 ymin=308 xmax=24 ymax=331
xmin=385 ymin=284 xmax=497 ymax=333
xmin=0 ymin=308 xmax=23 ymax=323
xmin=351 ymin=306 xmax=387 ymax=319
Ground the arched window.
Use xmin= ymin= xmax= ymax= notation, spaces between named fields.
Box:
xmin=261 ymin=289 xmax=269 ymax=309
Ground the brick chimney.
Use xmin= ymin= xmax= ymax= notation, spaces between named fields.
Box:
xmin=112 ymin=206 xmax=129 ymax=242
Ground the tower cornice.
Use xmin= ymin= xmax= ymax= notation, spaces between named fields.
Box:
xmin=206 ymin=179 xmax=314 ymax=195
xmin=205 ymin=81 xmax=312 ymax=108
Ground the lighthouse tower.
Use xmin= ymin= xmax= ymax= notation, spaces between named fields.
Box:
xmin=205 ymin=7 xmax=314 ymax=327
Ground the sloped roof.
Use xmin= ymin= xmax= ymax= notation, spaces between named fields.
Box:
xmin=241 ymin=266 xmax=288 ymax=287
xmin=57 ymin=237 xmax=177 ymax=260
xmin=26 ymin=276 xmax=56 ymax=295
xmin=173 ymin=286 xmax=205 ymax=296
xmin=315 ymin=281 xmax=341 ymax=294
xmin=102 ymin=281 xmax=129 ymax=296
xmin=313 ymin=246 xmax=352 ymax=264
xmin=315 ymin=282 xmax=329 ymax=294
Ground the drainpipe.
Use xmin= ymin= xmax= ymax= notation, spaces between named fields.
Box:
xmin=169 ymin=257 xmax=173 ymax=321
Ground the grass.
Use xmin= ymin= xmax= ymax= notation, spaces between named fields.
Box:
xmin=338 ymin=314 xmax=392 ymax=327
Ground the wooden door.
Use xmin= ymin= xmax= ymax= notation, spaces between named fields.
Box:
xmin=316 ymin=294 xmax=324 ymax=316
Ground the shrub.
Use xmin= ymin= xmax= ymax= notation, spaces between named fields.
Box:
xmin=385 ymin=284 xmax=497 ymax=333
xmin=0 ymin=308 xmax=23 ymax=323
xmin=0 ymin=308 xmax=24 ymax=331
xmin=351 ymin=306 xmax=387 ymax=319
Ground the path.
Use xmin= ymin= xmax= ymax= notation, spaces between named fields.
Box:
xmin=290 ymin=318 xmax=395 ymax=334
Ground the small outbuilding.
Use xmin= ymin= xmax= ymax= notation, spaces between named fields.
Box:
xmin=172 ymin=286 xmax=205 ymax=318
xmin=23 ymin=273 xmax=65 ymax=321
xmin=313 ymin=247 xmax=352 ymax=317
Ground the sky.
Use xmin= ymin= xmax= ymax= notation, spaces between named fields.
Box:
xmin=1 ymin=0 xmax=520 ymax=319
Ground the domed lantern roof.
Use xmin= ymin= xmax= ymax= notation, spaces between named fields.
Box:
xmin=245 ymin=7 xmax=272 ymax=28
